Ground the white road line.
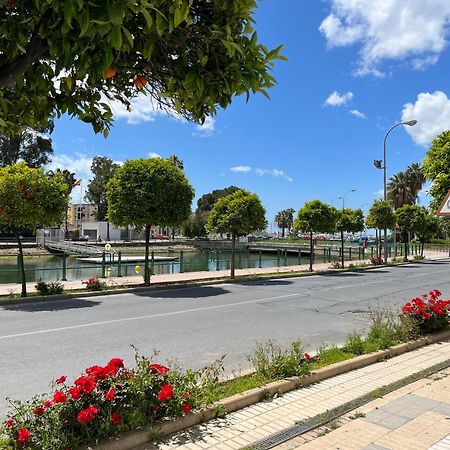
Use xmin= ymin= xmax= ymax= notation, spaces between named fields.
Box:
xmin=0 ymin=293 xmax=300 ymax=340
xmin=405 ymin=273 xmax=430 ymax=278
xmin=332 ymin=281 xmax=382 ymax=289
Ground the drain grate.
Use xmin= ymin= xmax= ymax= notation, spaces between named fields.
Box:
xmin=241 ymin=358 xmax=450 ymax=450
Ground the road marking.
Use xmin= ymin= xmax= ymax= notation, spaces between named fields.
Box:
xmin=0 ymin=293 xmax=300 ymax=340
xmin=405 ymin=273 xmax=430 ymax=278
xmin=332 ymin=281 xmax=382 ymax=289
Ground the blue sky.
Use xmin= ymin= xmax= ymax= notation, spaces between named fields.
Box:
xmin=48 ymin=0 xmax=450 ymax=232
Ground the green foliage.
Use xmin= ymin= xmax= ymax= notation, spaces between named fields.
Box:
xmin=0 ymin=0 xmax=284 ymax=134
xmin=196 ymin=186 xmax=240 ymax=215
xmin=366 ymin=200 xmax=396 ymax=230
xmin=344 ymin=333 xmax=365 ymax=355
xmin=249 ymin=340 xmax=310 ymax=379
xmin=274 ymin=208 xmax=295 ymax=237
xmin=0 ymin=162 xmax=69 ymax=230
xmin=294 ymin=200 xmax=337 ymax=233
xmin=206 ymin=189 xmax=267 ymax=236
xmin=183 ymin=212 xmax=208 ymax=238
xmin=107 ymin=158 xmax=194 ymax=230
xmin=315 ymin=346 xmax=356 ymax=367
xmin=35 ymin=280 xmax=64 ymax=296
xmin=0 ymin=122 xmax=54 ymax=168
xmin=84 ymin=276 xmax=108 ymax=291
xmin=387 ymin=164 xmax=425 ymax=209
xmin=85 ymin=156 xmax=120 ymax=221
xmin=396 ymin=205 xmax=426 ymax=235
xmin=166 ymin=155 xmax=184 ymax=171
xmin=335 ymin=208 xmax=364 ymax=234
xmin=423 ymin=130 xmax=450 ymax=211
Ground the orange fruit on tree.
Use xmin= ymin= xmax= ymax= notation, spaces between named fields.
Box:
xmin=105 ymin=67 xmax=117 ymax=78
xmin=133 ymin=75 xmax=148 ymax=89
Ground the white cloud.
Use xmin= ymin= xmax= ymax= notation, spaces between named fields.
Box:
xmin=401 ymin=91 xmax=450 ymax=146
xmin=324 ymin=91 xmax=354 ymax=106
xmin=320 ymin=0 xmax=450 ymax=76
xmin=193 ymin=116 xmax=216 ymax=137
xmin=108 ymin=94 xmax=165 ymax=125
xmin=255 ymin=168 xmax=294 ymax=182
xmin=148 ymin=152 xmax=162 ymax=159
xmin=230 ymin=166 xmax=252 ymax=173
xmin=350 ymin=109 xmax=367 ymax=119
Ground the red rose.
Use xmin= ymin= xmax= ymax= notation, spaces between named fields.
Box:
xmin=43 ymin=400 xmax=53 ymax=408
xmin=53 ymin=390 xmax=67 ymax=404
xmin=102 ymin=364 xmax=118 ymax=378
xmin=17 ymin=428 xmax=31 ymax=444
xmin=111 ymin=411 xmax=122 ymax=425
xmin=69 ymin=387 xmax=81 ymax=399
xmin=150 ymin=364 xmax=170 ymax=376
xmin=182 ymin=403 xmax=191 ymax=414
xmin=5 ymin=418 xmax=14 ymax=427
xmin=157 ymin=384 xmax=174 ymax=402
xmin=105 ymin=388 xmax=115 ymax=401
xmin=108 ymin=358 xmax=124 ymax=369
xmin=74 ymin=376 xmax=97 ymax=394
xmin=33 ymin=407 xmax=45 ymax=416
xmin=304 ymin=352 xmax=311 ymax=360
xmin=55 ymin=375 xmax=67 ymax=384
xmin=77 ymin=405 xmax=99 ymax=424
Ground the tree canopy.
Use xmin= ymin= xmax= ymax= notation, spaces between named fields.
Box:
xmin=274 ymin=208 xmax=294 ymax=237
xmin=196 ymin=186 xmax=240 ymax=215
xmin=107 ymin=157 xmax=194 ymax=283
xmin=85 ymin=156 xmax=120 ymax=221
xmin=294 ymin=200 xmax=337 ymax=234
xmin=0 ymin=162 xmax=69 ymax=296
xmin=366 ymin=200 xmax=396 ymax=231
xmin=0 ymin=0 xmax=284 ymax=134
xmin=423 ymin=130 xmax=450 ymax=211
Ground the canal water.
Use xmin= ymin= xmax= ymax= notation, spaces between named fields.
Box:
xmin=0 ymin=250 xmax=315 ymax=284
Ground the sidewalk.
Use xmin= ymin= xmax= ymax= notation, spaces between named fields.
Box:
xmin=0 ymin=251 xmax=447 ymax=297
xmin=141 ymin=336 xmax=450 ymax=450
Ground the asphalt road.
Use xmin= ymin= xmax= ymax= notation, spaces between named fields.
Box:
xmin=1 ymin=260 xmax=449 ymax=417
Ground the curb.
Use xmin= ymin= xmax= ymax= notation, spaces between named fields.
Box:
xmin=2 ymin=256 xmax=445 ymax=307
xmin=91 ymin=328 xmax=450 ymax=450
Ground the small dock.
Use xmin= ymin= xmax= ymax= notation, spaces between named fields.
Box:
xmin=45 ymin=241 xmax=102 ymax=255
xmin=77 ymin=255 xmax=179 ymax=264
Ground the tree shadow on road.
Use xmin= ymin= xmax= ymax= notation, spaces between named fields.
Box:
xmin=1 ymin=298 xmax=101 ymax=313
xmin=244 ymin=279 xmax=295 ymax=286
xmin=136 ymin=285 xmax=230 ymax=299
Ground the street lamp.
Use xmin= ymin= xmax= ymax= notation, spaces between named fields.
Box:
xmin=338 ymin=189 xmax=357 ymax=211
xmin=376 ymin=120 xmax=417 ymax=263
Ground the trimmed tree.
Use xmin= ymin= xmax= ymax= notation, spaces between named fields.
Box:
xmin=396 ymin=205 xmax=426 ymax=259
xmin=0 ymin=163 xmax=69 ymax=296
xmin=106 ymin=158 xmax=194 ymax=285
xmin=416 ymin=213 xmax=441 ymax=256
xmin=335 ymin=208 xmax=365 ymax=267
xmin=294 ymin=200 xmax=337 ymax=272
xmin=206 ymin=189 xmax=266 ymax=279
xmin=0 ymin=0 xmax=284 ymax=134
xmin=366 ymin=200 xmax=396 ymax=261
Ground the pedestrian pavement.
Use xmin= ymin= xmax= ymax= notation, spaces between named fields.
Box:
xmin=140 ymin=336 xmax=450 ymax=450
xmin=0 ymin=250 xmax=447 ymax=297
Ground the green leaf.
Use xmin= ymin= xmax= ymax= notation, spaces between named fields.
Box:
xmin=143 ymin=41 xmax=154 ymax=60
xmin=109 ymin=2 xmax=124 ymax=26
xmin=122 ymin=26 xmax=134 ymax=49
xmin=103 ymin=128 xmax=110 ymax=138
xmin=110 ymin=25 xmax=122 ymax=50
xmin=141 ymin=9 xmax=153 ymax=31
xmin=174 ymin=8 xmax=183 ymax=27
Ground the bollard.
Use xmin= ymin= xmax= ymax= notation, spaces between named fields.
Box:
xmin=101 ymin=251 xmax=106 ymax=278
xmin=298 ymin=249 xmax=302 ymax=265
xmin=16 ymin=254 xmax=20 ymax=283
xmin=216 ymin=250 xmax=220 ymax=271
xmin=61 ymin=253 xmax=67 ymax=281
xmin=349 ymin=247 xmax=352 ymax=261
xmin=284 ymin=249 xmax=287 ymax=266
xmin=259 ymin=250 xmax=262 ymax=269
xmin=117 ymin=251 xmax=122 ymax=277
xmin=358 ymin=247 xmax=362 ymax=260
xmin=362 ymin=247 xmax=365 ymax=260
xmin=238 ymin=249 xmax=242 ymax=269
xmin=276 ymin=249 xmax=280 ymax=266
xmin=151 ymin=251 xmax=155 ymax=275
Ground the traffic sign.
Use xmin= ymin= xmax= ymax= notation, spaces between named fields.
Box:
xmin=436 ymin=190 xmax=450 ymax=216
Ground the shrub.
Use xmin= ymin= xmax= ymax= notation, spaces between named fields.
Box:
xmin=401 ymin=289 xmax=450 ymax=334
xmin=0 ymin=353 xmax=216 ymax=449
xmin=35 ymin=280 xmax=64 ymax=296
xmin=344 ymin=333 xmax=365 ymax=355
xmin=83 ymin=277 xmax=107 ymax=291
xmin=249 ymin=340 xmax=311 ymax=379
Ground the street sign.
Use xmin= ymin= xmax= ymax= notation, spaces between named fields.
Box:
xmin=436 ymin=190 xmax=450 ymax=216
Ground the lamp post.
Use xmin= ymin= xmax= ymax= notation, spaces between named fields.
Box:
xmin=337 ymin=189 xmax=356 ymax=267
xmin=375 ymin=120 xmax=417 ymax=264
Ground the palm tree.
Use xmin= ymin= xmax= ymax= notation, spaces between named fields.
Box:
xmin=405 ymin=163 xmax=425 ymax=204
xmin=275 ymin=208 xmax=294 ymax=237
xmin=387 ymin=171 xmax=412 ymax=209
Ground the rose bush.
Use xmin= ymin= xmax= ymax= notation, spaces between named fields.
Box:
xmin=402 ymin=289 xmax=450 ymax=334
xmin=0 ymin=353 xmax=213 ymax=449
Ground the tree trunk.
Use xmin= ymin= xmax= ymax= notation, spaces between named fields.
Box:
xmin=421 ymin=241 xmax=424 ymax=257
xmin=15 ymin=229 xmax=27 ymax=297
xmin=230 ymin=231 xmax=236 ymax=279
xmin=309 ymin=231 xmax=313 ymax=272
xmin=144 ymin=225 xmax=150 ymax=285
xmin=340 ymin=230 xmax=345 ymax=268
